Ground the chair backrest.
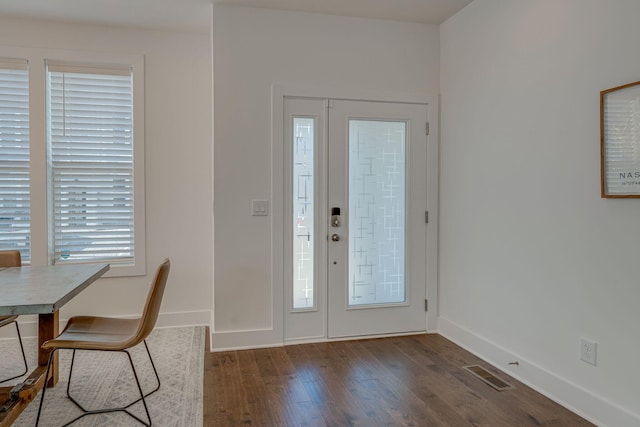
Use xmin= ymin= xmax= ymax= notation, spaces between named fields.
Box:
xmin=0 ymin=250 xmax=21 ymax=268
xmin=132 ymin=258 xmax=170 ymax=346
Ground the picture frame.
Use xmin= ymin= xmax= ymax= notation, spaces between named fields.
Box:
xmin=601 ymin=80 xmax=640 ymax=198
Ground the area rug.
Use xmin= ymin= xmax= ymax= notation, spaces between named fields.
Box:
xmin=0 ymin=326 xmax=204 ymax=426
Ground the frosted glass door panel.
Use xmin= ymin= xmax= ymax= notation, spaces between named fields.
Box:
xmin=348 ymin=120 xmax=406 ymax=306
xmin=292 ymin=117 xmax=315 ymax=309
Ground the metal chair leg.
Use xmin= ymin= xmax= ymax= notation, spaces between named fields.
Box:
xmin=124 ymin=349 xmax=153 ymax=426
xmin=123 ymin=340 xmax=161 ymax=409
xmin=66 ymin=349 xmax=76 ymax=400
xmin=41 ymin=345 xmax=158 ymax=426
xmin=0 ymin=320 xmax=29 ymax=384
xmin=34 ymin=348 xmax=57 ymax=427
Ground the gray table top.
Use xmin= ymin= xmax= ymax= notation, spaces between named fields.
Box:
xmin=0 ymin=263 xmax=110 ymax=316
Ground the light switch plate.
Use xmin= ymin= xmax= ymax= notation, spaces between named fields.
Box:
xmin=252 ymin=199 xmax=269 ymax=216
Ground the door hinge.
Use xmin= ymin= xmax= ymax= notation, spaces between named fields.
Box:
xmin=426 ymin=122 xmax=430 ymax=136
xmin=425 ymin=299 xmax=429 ymax=312
xmin=425 ymin=211 xmax=429 ymax=224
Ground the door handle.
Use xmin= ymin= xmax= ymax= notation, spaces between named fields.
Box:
xmin=331 ymin=234 xmax=340 ymax=242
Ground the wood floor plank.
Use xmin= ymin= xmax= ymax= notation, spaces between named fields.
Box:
xmin=333 ymin=339 xmax=468 ymax=426
xmin=387 ymin=337 xmax=522 ymax=425
xmin=296 ymin=343 xmax=394 ymax=426
xmin=359 ymin=338 xmax=505 ymax=426
xmin=253 ymin=348 xmax=280 ymax=378
xmin=204 ymin=334 xmax=595 ymax=427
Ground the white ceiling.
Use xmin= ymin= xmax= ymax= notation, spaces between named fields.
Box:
xmin=0 ymin=0 xmax=472 ymax=32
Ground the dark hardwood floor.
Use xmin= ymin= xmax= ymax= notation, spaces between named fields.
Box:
xmin=204 ymin=334 xmax=594 ymax=426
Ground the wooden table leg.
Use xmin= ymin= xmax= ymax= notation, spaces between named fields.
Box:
xmin=0 ymin=313 xmax=59 ymax=425
xmin=38 ymin=311 xmax=59 ymax=387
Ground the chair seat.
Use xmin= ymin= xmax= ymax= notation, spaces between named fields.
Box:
xmin=0 ymin=315 xmax=18 ymax=327
xmin=42 ymin=316 xmax=141 ymax=351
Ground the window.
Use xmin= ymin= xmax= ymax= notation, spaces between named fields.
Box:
xmin=292 ymin=117 xmax=315 ymax=309
xmin=47 ymin=62 xmax=135 ymax=264
xmin=0 ymin=49 xmax=145 ymax=275
xmin=0 ymin=59 xmax=30 ymax=262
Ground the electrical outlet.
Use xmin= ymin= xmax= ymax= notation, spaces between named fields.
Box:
xmin=580 ymin=339 xmax=597 ymax=366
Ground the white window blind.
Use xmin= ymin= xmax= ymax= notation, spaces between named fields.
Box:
xmin=47 ymin=62 xmax=135 ymax=265
xmin=0 ymin=59 xmax=30 ymax=262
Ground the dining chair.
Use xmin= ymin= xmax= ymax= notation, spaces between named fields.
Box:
xmin=0 ymin=249 xmax=28 ymax=384
xmin=35 ymin=258 xmax=171 ymax=426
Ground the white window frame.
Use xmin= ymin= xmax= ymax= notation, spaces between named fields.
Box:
xmin=0 ymin=46 xmax=145 ymax=277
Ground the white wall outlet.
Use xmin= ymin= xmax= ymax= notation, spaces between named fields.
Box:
xmin=580 ymin=338 xmax=597 ymax=366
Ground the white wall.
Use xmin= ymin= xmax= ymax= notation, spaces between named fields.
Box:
xmin=212 ymin=5 xmax=440 ymax=347
xmin=440 ymin=1 xmax=640 ymax=425
xmin=0 ymin=16 xmax=213 ymax=330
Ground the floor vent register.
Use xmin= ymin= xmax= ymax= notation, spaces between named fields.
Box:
xmin=463 ymin=365 xmax=515 ymax=391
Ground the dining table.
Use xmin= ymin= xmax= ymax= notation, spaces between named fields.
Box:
xmin=0 ymin=262 xmax=109 ymax=426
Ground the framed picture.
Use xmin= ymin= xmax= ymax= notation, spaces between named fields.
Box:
xmin=601 ymin=80 xmax=640 ymax=198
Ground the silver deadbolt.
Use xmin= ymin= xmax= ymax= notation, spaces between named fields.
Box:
xmin=331 ymin=234 xmax=340 ymax=242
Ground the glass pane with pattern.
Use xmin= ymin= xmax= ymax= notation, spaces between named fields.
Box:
xmin=348 ymin=120 xmax=407 ymax=306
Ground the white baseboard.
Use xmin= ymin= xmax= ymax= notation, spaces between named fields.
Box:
xmin=0 ymin=310 xmax=211 ymax=340
xmin=154 ymin=310 xmax=211 ymax=329
xmin=211 ymin=328 xmax=283 ymax=352
xmin=438 ymin=316 xmax=640 ymax=427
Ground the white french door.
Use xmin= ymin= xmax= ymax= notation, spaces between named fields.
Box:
xmin=284 ymin=97 xmax=429 ymax=340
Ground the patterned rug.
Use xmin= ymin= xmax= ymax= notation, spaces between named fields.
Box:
xmin=0 ymin=326 xmax=204 ymax=426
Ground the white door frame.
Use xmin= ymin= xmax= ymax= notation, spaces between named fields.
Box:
xmin=272 ymin=84 xmax=439 ymax=345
